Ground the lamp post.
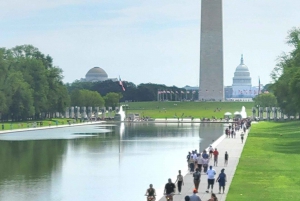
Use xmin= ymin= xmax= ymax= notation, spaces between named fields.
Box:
xmin=257 ymin=105 xmax=260 ymax=118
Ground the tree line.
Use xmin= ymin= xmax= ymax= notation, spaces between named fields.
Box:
xmin=0 ymin=45 xmax=69 ymax=121
xmin=270 ymin=27 xmax=300 ymax=116
xmin=66 ymin=80 xmax=187 ymax=102
xmin=0 ymin=45 xmax=186 ymax=121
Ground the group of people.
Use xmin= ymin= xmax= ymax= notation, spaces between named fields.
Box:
xmin=226 ymin=120 xmax=251 ymax=144
xmin=187 ymin=148 xmax=228 ymax=194
xmin=145 ymin=120 xmax=250 ymax=201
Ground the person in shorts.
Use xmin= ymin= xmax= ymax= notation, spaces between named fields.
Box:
xmin=206 ymin=166 xmax=216 ymax=193
xmin=209 ymin=145 xmax=214 ymax=158
xmin=213 ymin=148 xmax=219 ymax=167
xmin=197 ymin=154 xmax=203 ymax=172
xmin=216 ymin=169 xmax=227 ymax=194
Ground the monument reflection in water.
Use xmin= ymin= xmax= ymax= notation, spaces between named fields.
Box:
xmin=0 ymin=123 xmax=224 ymax=201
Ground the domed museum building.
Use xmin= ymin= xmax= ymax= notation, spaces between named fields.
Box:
xmin=224 ymin=55 xmax=259 ymax=100
xmin=80 ymin=67 xmax=117 ymax=82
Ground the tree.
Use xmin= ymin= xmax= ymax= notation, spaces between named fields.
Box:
xmin=70 ymin=90 xmax=104 ymax=108
xmin=104 ymin=92 xmax=121 ymax=108
xmin=271 ymin=27 xmax=300 ymax=116
xmin=0 ymin=45 xmax=69 ymax=120
xmin=253 ymin=93 xmax=277 ymax=108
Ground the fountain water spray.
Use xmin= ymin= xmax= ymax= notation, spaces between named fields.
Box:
xmin=118 ymin=105 xmax=126 ymax=121
xmin=240 ymin=106 xmax=247 ymax=118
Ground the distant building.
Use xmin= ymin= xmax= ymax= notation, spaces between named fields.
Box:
xmin=80 ymin=67 xmax=117 ymax=82
xmin=225 ymin=55 xmax=259 ymax=100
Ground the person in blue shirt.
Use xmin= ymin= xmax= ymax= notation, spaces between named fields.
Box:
xmin=216 ymin=169 xmax=227 ymax=194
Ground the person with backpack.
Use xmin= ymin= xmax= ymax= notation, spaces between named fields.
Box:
xmin=193 ymin=168 xmax=201 ymax=191
xmin=216 ymin=169 xmax=227 ymax=194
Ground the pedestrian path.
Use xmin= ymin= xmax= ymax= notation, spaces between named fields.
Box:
xmin=158 ymin=130 xmax=249 ymax=201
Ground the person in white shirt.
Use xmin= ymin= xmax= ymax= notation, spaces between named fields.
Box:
xmin=193 ymin=152 xmax=198 ymax=167
xmin=197 ymin=154 xmax=203 ymax=172
xmin=206 ymin=166 xmax=216 ymax=193
xmin=208 ymin=145 xmax=214 ymax=158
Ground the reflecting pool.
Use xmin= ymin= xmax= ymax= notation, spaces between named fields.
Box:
xmin=0 ymin=123 xmax=224 ymax=201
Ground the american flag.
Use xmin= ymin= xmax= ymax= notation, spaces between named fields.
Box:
xmin=119 ymin=76 xmax=125 ymax=91
xmin=181 ymin=91 xmax=184 ymax=94
xmin=171 ymin=91 xmax=174 ymax=94
xmin=192 ymin=91 xmax=196 ymax=94
xmin=176 ymin=91 xmax=178 ymax=94
xmin=186 ymin=91 xmax=190 ymax=94
xmin=167 ymin=91 xmax=170 ymax=94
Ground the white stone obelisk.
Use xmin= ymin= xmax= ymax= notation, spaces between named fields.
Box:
xmin=199 ymin=0 xmax=224 ymax=101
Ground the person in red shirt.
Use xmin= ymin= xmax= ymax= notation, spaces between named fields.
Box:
xmin=213 ymin=148 xmax=219 ymax=166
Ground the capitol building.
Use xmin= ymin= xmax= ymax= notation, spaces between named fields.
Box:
xmin=80 ymin=67 xmax=117 ymax=82
xmin=224 ymin=55 xmax=259 ymax=100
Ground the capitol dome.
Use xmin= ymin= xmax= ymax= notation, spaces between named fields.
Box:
xmin=85 ymin=67 xmax=108 ymax=82
xmin=232 ymin=55 xmax=252 ymax=86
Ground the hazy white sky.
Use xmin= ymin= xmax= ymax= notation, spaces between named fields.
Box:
xmin=1 ymin=0 xmax=299 ymax=87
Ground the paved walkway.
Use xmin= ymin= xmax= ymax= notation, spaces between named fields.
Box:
xmin=158 ymin=129 xmax=249 ymax=201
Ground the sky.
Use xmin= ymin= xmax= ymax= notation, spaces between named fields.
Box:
xmin=1 ymin=0 xmax=299 ymax=87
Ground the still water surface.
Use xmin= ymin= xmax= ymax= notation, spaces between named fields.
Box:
xmin=0 ymin=123 xmax=224 ymax=201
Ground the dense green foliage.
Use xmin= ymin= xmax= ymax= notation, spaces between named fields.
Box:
xmin=66 ymin=80 xmax=187 ymax=102
xmin=227 ymin=121 xmax=300 ymax=200
xmin=253 ymin=93 xmax=277 ymax=107
xmin=125 ymin=101 xmax=254 ymax=118
xmin=0 ymin=45 xmax=70 ymax=121
xmin=104 ymin=92 xmax=121 ymax=108
xmin=271 ymin=27 xmax=300 ymax=116
xmin=70 ymin=89 xmax=104 ymax=107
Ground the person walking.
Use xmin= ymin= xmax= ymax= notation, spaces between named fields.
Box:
xmin=208 ymin=145 xmax=214 ymax=158
xmin=189 ymin=153 xmax=195 ymax=173
xmin=193 ymin=168 xmax=201 ymax=191
xmin=193 ymin=151 xmax=198 ymax=168
xmin=197 ymin=154 xmax=203 ymax=172
xmin=189 ymin=189 xmax=202 ymax=201
xmin=224 ymin=151 xmax=229 ymax=167
xmin=164 ymin=178 xmax=176 ymax=200
xmin=240 ymin=132 xmax=245 ymax=144
xmin=207 ymin=193 xmax=218 ymax=201
xmin=216 ymin=169 xmax=227 ymax=194
xmin=206 ymin=166 xmax=216 ymax=193
xmin=213 ymin=148 xmax=219 ymax=167
xmin=175 ymin=170 xmax=184 ymax=194
xmin=145 ymin=184 xmax=156 ymax=201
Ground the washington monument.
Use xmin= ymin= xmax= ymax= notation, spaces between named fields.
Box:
xmin=199 ymin=0 xmax=224 ymax=101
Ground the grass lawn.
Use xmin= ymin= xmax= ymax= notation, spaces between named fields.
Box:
xmin=124 ymin=101 xmax=254 ymax=118
xmin=0 ymin=118 xmax=75 ymax=131
xmin=227 ymin=121 xmax=300 ymax=200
